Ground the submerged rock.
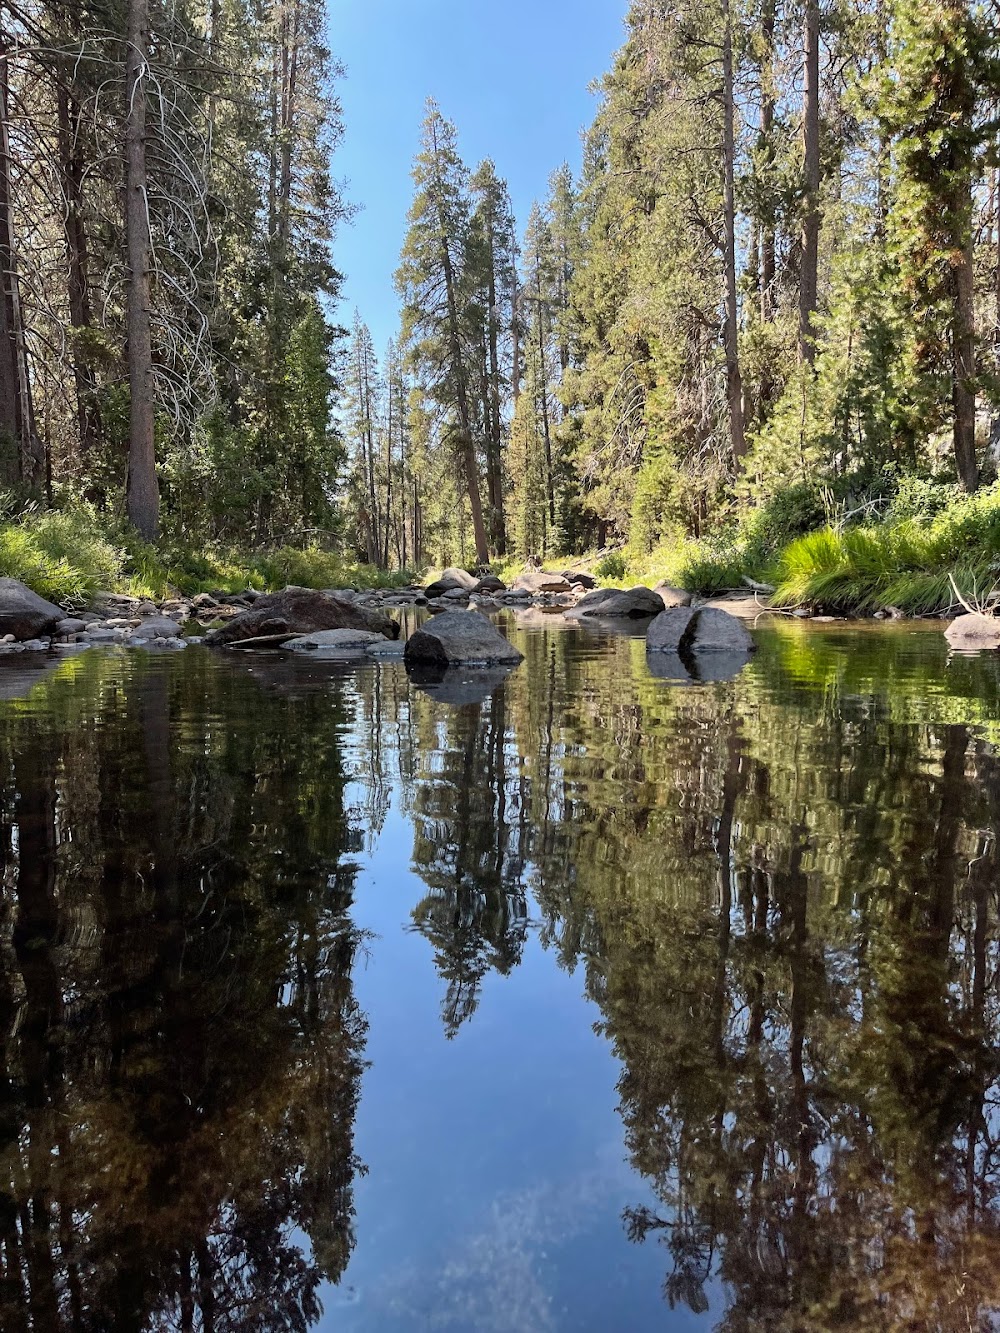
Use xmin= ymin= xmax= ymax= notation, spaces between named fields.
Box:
xmin=204 ymin=587 xmax=399 ymax=646
xmin=566 ymin=586 xmax=664 ymax=619
xmin=0 ymin=578 xmax=63 ymax=640
xmin=285 ymin=628 xmax=383 ymax=655
xmin=945 ymin=614 xmax=1000 ymax=649
xmin=403 ymin=610 xmax=523 ymax=667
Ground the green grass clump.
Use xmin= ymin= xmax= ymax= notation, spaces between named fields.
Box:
xmin=0 ymin=508 xmax=128 ymax=608
xmin=772 ymin=483 xmax=1000 ymax=613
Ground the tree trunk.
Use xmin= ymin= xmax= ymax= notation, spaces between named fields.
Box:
xmin=721 ymin=0 xmax=746 ymax=462
xmin=799 ymin=0 xmax=821 ymax=365
xmin=953 ymin=220 xmax=978 ymax=491
xmin=0 ymin=41 xmax=39 ymax=490
xmin=759 ymin=0 xmax=777 ymax=322
xmin=125 ymin=0 xmax=159 ymax=539
xmin=439 ymin=237 xmax=489 ymax=564
xmin=486 ymin=238 xmax=506 ymax=554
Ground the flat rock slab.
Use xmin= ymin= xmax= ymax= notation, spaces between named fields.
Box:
xmin=286 ymin=628 xmax=384 ymax=655
xmin=0 ymin=578 xmax=63 ymax=640
xmin=404 ymin=610 xmax=524 ymax=667
xmin=566 ymin=586 xmax=665 ymax=619
xmin=511 ymin=570 xmax=572 ymax=594
xmin=205 ymin=588 xmax=399 ymax=646
xmin=945 ymin=614 xmax=1000 ymax=649
xmin=701 ymin=594 xmax=774 ymax=621
xmin=647 ymin=606 xmax=756 ymax=656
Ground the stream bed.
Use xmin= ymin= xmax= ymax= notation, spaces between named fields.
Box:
xmin=2 ymin=615 xmax=1000 ymax=1330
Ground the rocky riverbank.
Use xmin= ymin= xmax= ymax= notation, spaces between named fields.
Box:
xmin=0 ymin=564 xmax=958 ymax=667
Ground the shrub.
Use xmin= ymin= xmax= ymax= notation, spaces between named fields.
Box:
xmin=595 ymin=551 xmax=627 ymax=582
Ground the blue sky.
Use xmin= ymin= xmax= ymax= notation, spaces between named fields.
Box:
xmin=328 ymin=0 xmax=628 ymax=355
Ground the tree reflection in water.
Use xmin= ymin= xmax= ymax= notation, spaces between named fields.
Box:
xmin=0 ymin=653 xmax=367 ymax=1331
xmin=401 ymin=623 xmax=1000 ymax=1330
xmin=3 ymin=624 xmax=1000 ymax=1329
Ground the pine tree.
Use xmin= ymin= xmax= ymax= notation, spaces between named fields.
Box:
xmin=397 ymin=101 xmax=490 ymax=565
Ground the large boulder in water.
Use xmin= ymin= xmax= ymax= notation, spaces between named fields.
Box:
xmin=688 ymin=607 xmax=756 ymax=653
xmin=647 ymin=605 xmax=756 ymax=656
xmin=205 ymin=587 xmax=398 ymax=646
xmin=510 ymin=569 xmax=572 ymax=594
xmin=566 ymin=586 xmax=664 ymax=619
xmin=0 ymin=578 xmax=63 ymax=640
xmin=403 ymin=610 xmax=523 ymax=667
xmin=424 ymin=567 xmax=478 ymax=598
xmin=945 ymin=614 xmax=1000 ymax=649
xmin=646 ymin=606 xmax=698 ymax=652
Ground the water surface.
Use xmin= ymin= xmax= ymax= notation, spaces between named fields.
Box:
xmin=2 ymin=617 xmax=1000 ymax=1331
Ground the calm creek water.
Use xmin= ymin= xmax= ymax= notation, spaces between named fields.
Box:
xmin=2 ymin=613 xmax=1000 ymax=1331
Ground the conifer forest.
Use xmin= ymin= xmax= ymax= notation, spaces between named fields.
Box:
xmin=4 ymin=0 xmax=1000 ymax=606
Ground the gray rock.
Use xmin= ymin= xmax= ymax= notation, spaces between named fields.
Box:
xmin=205 ymin=587 xmax=399 ymax=646
xmin=646 ymin=607 xmax=698 ymax=653
xmin=510 ymin=569 xmax=572 ymax=594
xmin=646 ymin=605 xmax=756 ymax=656
xmin=56 ymin=618 xmax=87 ymax=635
xmin=442 ymin=586 xmax=471 ymax=601
xmin=83 ymin=628 xmax=121 ymax=643
xmin=0 ymin=578 xmax=63 ymax=640
xmin=131 ymin=615 xmax=189 ymax=641
xmin=945 ymin=614 xmax=1000 ymax=649
xmin=424 ymin=566 xmax=478 ymax=598
xmin=654 ymin=583 xmax=692 ymax=609
xmin=285 ymin=628 xmax=383 ymax=654
xmin=567 ymin=586 xmax=664 ymax=619
xmin=19 ymin=638 xmax=49 ymax=653
xmin=687 ymin=606 xmax=756 ymax=653
xmin=474 ymin=574 xmax=506 ymax=593
xmin=403 ymin=610 xmax=523 ymax=667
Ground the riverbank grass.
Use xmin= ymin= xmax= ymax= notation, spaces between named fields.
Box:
xmin=0 ymin=506 xmax=415 ymax=607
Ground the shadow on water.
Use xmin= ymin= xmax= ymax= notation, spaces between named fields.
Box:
xmin=3 ymin=620 xmax=1000 ymax=1327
